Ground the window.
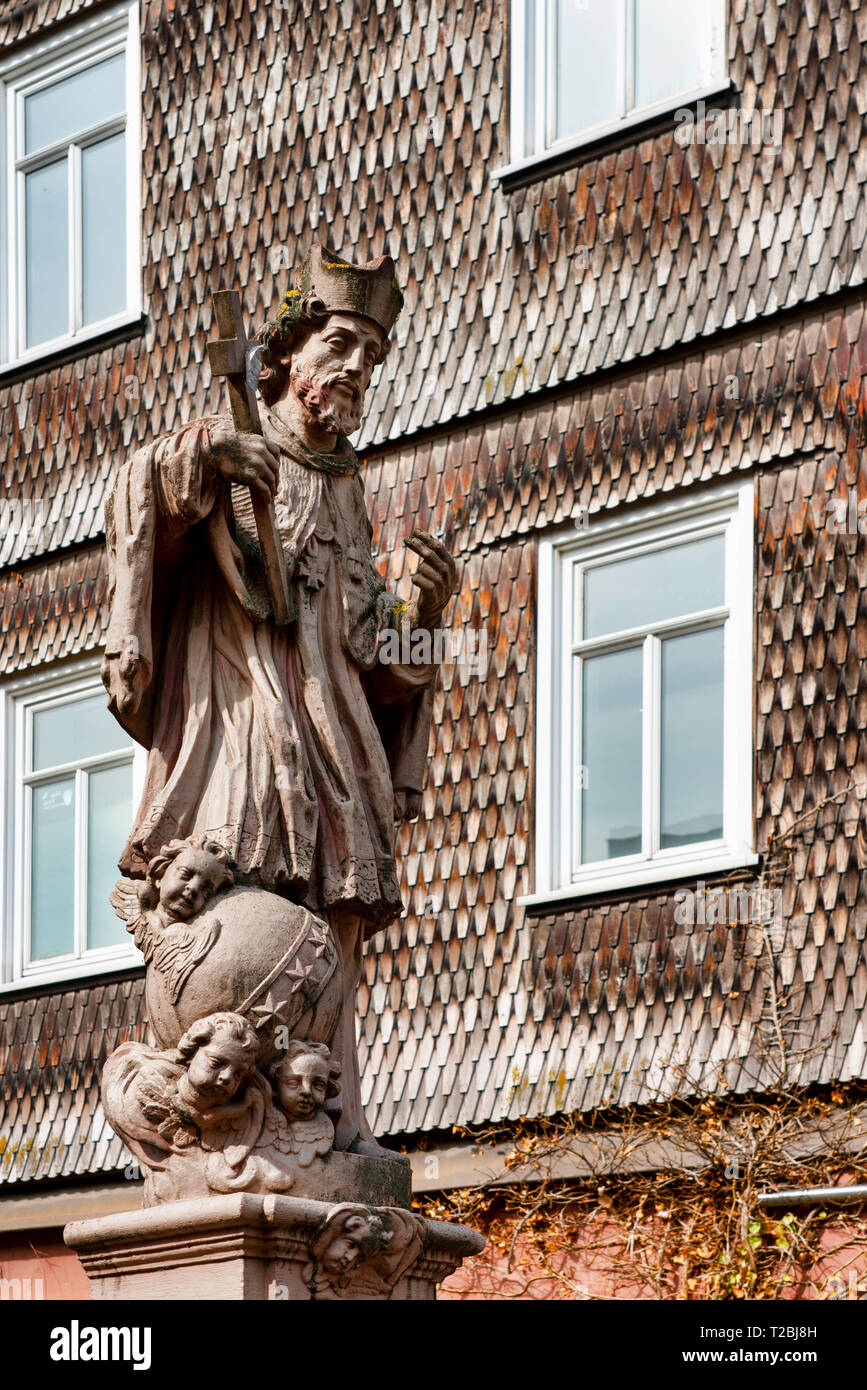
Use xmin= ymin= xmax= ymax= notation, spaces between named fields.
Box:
xmin=1 ymin=661 xmax=144 ymax=987
xmin=508 ymin=0 xmax=727 ymax=168
xmin=0 ymin=2 xmax=140 ymax=366
xmin=528 ymin=481 xmax=755 ymax=903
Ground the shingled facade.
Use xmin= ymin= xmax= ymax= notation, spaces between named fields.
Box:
xmin=2 ymin=0 xmax=867 ymax=1296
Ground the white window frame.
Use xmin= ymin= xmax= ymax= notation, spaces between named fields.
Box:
xmin=502 ymin=0 xmax=728 ymax=177
xmin=0 ymin=656 xmax=145 ymax=990
xmin=524 ymin=479 xmax=756 ymax=907
xmin=0 ymin=1 xmax=141 ymax=369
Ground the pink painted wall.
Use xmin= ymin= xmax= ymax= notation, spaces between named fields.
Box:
xmin=4 ymin=1215 xmax=866 ymax=1300
xmin=0 ymin=1230 xmax=90 ymax=1300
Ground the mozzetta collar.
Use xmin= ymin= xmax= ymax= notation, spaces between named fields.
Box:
xmin=262 ymin=405 xmax=360 ymax=477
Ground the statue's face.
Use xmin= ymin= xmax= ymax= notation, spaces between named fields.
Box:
xmin=186 ymin=1034 xmax=252 ymax=1102
xmin=286 ymin=311 xmax=383 ymax=436
xmin=277 ymin=1054 xmax=330 ymax=1119
xmin=322 ymin=1217 xmax=368 ymax=1276
xmin=159 ymin=849 xmax=225 ymax=920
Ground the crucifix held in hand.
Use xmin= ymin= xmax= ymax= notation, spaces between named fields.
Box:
xmin=207 ymin=289 xmax=292 ymax=625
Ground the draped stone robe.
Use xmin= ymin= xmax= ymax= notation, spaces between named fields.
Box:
xmin=102 ymin=406 xmax=435 ymax=936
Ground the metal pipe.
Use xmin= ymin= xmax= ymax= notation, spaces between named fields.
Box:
xmin=757 ymin=1185 xmax=867 ymax=1209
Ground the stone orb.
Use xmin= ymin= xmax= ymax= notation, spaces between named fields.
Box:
xmin=145 ymin=886 xmax=342 ymax=1059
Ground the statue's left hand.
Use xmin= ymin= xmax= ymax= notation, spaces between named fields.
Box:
xmin=405 ymin=530 xmax=459 ymax=629
xmin=101 ymin=649 xmax=145 ymax=717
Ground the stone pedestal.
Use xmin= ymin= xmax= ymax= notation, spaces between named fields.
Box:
xmin=65 ymin=1185 xmax=484 ymax=1301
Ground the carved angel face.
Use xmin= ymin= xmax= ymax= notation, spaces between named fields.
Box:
xmin=287 ymin=312 xmax=383 ymax=436
xmin=158 ymin=849 xmax=228 ymax=921
xmin=185 ymin=1034 xmax=253 ymax=1103
xmin=276 ymin=1053 xmax=330 ymax=1120
xmin=321 ymin=1215 xmax=370 ymax=1277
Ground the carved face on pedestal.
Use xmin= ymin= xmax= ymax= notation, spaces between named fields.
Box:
xmin=158 ymin=847 xmax=231 ymax=922
xmin=284 ymin=312 xmax=384 ymax=437
xmin=320 ymin=1214 xmax=370 ymax=1278
xmin=276 ymin=1052 xmax=331 ymax=1120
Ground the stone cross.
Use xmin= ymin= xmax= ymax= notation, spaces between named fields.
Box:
xmin=207 ymin=288 xmax=292 ymax=625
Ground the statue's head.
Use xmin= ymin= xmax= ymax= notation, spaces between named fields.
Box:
xmin=257 ymin=245 xmax=403 ymax=436
xmin=271 ymin=1039 xmax=341 ymax=1121
xmin=145 ymin=835 xmax=235 ymax=922
xmin=311 ymin=1208 xmax=389 ymax=1280
xmin=176 ymin=1011 xmax=260 ymax=1104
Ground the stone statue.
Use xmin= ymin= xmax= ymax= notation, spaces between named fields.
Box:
xmin=303 ymin=1204 xmax=425 ymax=1300
xmin=100 ymin=245 xmax=458 ymax=1162
xmin=269 ymin=1039 xmax=341 ymax=1166
xmin=103 ymin=1010 xmax=295 ymax=1203
xmin=109 ymin=836 xmax=343 ymax=1057
xmin=68 ymin=246 xmax=486 ymax=1300
xmin=102 ymin=1004 xmax=349 ymax=1204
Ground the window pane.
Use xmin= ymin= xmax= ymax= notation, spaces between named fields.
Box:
xmin=25 ymin=159 xmax=68 ymax=349
xmin=554 ymin=0 xmax=619 ymax=143
xmin=660 ymin=626 xmax=724 ymax=848
xmin=581 ymin=646 xmax=642 ymax=863
xmin=635 ymin=0 xmax=707 ymax=109
xmin=523 ymin=0 xmax=536 ymax=154
xmin=82 ymin=132 xmax=126 ymax=325
xmin=24 ymin=53 xmax=125 ymax=154
xmin=583 ymin=535 xmax=724 ymax=639
xmin=30 ymin=776 xmax=75 ymax=960
xmin=87 ymin=762 xmax=132 ymax=949
xmin=33 ymin=693 xmax=126 ymax=771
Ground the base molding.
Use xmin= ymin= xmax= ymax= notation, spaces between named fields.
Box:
xmin=64 ymin=1192 xmax=483 ymax=1300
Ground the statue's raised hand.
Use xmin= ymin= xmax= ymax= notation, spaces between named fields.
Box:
xmin=207 ymin=418 xmax=279 ymax=499
xmin=406 ymin=530 xmax=459 ymax=630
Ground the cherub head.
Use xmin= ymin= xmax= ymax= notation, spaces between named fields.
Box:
xmin=321 ymin=1213 xmax=370 ymax=1278
xmin=175 ymin=1012 xmax=260 ymax=1106
xmin=271 ymin=1040 xmax=341 ymax=1122
xmin=146 ymin=836 xmax=234 ymax=923
xmin=311 ymin=1208 xmax=389 ymax=1282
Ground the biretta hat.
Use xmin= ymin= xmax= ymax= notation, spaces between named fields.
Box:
xmin=294 ymin=245 xmax=403 ymax=338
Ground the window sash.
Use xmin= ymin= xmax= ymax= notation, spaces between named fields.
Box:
xmin=0 ymin=2 xmax=140 ymax=366
xmin=15 ymin=48 xmax=126 ymax=350
xmin=511 ymin=0 xmax=727 ymax=164
xmin=21 ymin=696 xmax=135 ymax=970
xmin=530 ymin=481 xmax=755 ymax=904
xmin=571 ymin=615 xmax=727 ymax=877
xmin=0 ymin=660 xmax=144 ymax=988
xmin=546 ymin=0 xmax=628 ymax=151
xmin=569 ymin=526 xmax=731 ymax=872
xmin=23 ymin=756 xmax=134 ymax=969
xmin=24 ymin=682 xmax=133 ymax=776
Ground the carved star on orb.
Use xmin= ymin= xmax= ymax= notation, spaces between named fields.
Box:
xmin=248 ymin=991 xmax=294 ymax=1030
xmin=286 ymin=962 xmax=314 ymax=994
xmin=308 ymin=922 xmax=331 ymax=958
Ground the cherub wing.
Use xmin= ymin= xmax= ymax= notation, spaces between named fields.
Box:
xmin=258 ymin=1100 xmax=295 ymax=1156
xmin=150 ymin=919 xmax=221 ymax=1003
xmin=110 ymin=877 xmax=146 ymax=924
xmin=136 ymin=1075 xmax=176 ymax=1128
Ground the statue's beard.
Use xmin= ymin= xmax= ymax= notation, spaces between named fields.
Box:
xmin=290 ymin=366 xmax=364 ymax=436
